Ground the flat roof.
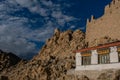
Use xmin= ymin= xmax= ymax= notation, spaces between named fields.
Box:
xmin=74 ymin=41 xmax=120 ymax=53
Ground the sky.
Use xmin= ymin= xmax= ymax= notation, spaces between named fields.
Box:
xmin=0 ymin=0 xmax=112 ymax=59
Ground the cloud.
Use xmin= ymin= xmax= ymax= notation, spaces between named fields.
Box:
xmin=0 ymin=0 xmax=54 ymax=58
xmin=51 ymin=11 xmax=76 ymax=26
xmin=0 ymin=13 xmax=54 ymax=48
xmin=70 ymin=25 xmax=76 ymax=29
xmin=15 ymin=0 xmax=77 ymax=25
xmin=0 ymin=18 xmax=54 ymax=59
xmin=15 ymin=0 xmax=34 ymax=8
xmin=0 ymin=0 xmax=80 ymax=59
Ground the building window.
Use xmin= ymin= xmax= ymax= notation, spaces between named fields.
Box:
xmin=118 ymin=52 xmax=120 ymax=62
xmin=98 ymin=54 xmax=110 ymax=64
xmin=82 ymin=56 xmax=91 ymax=65
xmin=117 ymin=46 xmax=120 ymax=62
xmin=97 ymin=48 xmax=110 ymax=64
xmin=81 ymin=51 xmax=91 ymax=65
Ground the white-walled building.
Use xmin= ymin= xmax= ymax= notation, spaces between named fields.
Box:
xmin=75 ymin=41 xmax=120 ymax=71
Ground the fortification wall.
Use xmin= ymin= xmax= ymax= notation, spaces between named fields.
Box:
xmin=86 ymin=0 xmax=120 ymax=47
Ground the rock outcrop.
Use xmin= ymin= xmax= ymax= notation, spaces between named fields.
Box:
xmin=0 ymin=28 xmax=120 ymax=80
xmin=0 ymin=0 xmax=120 ymax=79
xmin=0 ymin=29 xmax=86 ymax=80
xmin=0 ymin=50 xmax=21 ymax=72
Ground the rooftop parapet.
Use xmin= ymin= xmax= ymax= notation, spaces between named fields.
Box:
xmin=104 ymin=0 xmax=120 ymax=14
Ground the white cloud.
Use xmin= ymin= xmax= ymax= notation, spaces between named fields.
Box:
xmin=70 ymin=25 xmax=75 ymax=29
xmin=0 ymin=0 xmax=80 ymax=59
xmin=15 ymin=0 xmax=77 ymax=23
xmin=41 ymin=0 xmax=53 ymax=7
xmin=15 ymin=0 xmax=34 ymax=8
xmin=0 ymin=21 xmax=54 ymax=58
xmin=0 ymin=0 xmax=54 ymax=58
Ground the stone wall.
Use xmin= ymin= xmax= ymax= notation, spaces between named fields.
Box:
xmin=86 ymin=0 xmax=120 ymax=47
xmin=75 ymin=69 xmax=120 ymax=80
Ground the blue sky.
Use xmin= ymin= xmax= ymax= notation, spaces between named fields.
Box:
xmin=0 ymin=0 xmax=112 ymax=59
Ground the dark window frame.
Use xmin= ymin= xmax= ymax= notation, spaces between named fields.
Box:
xmin=82 ymin=56 xmax=91 ymax=65
xmin=117 ymin=46 xmax=120 ymax=62
xmin=98 ymin=54 xmax=110 ymax=64
xmin=118 ymin=52 xmax=120 ymax=62
xmin=97 ymin=48 xmax=110 ymax=64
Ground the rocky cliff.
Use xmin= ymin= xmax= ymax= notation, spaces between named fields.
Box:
xmin=0 ymin=50 xmax=22 ymax=72
xmin=1 ymin=0 xmax=120 ymax=79
xmin=0 ymin=29 xmax=86 ymax=80
xmin=0 ymin=28 xmax=120 ymax=80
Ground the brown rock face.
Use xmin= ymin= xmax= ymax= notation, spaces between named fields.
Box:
xmin=35 ymin=29 xmax=85 ymax=60
xmin=0 ymin=29 xmax=86 ymax=80
xmin=0 ymin=50 xmax=21 ymax=72
xmin=97 ymin=70 xmax=120 ymax=80
xmin=30 ymin=29 xmax=86 ymax=80
xmin=0 ymin=75 xmax=9 ymax=80
xmin=1 ymin=0 xmax=120 ymax=79
xmin=1 ymin=29 xmax=120 ymax=80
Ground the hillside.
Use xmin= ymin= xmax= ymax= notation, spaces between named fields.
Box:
xmin=0 ymin=29 xmax=120 ymax=80
xmin=1 ymin=0 xmax=120 ymax=79
xmin=0 ymin=29 xmax=86 ymax=80
xmin=0 ymin=50 xmax=22 ymax=72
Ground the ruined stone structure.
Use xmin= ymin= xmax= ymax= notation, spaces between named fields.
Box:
xmin=86 ymin=0 xmax=120 ymax=47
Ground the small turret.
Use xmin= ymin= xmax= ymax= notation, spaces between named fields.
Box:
xmin=114 ymin=0 xmax=120 ymax=4
xmin=90 ymin=15 xmax=95 ymax=22
xmin=86 ymin=15 xmax=95 ymax=26
xmin=105 ymin=0 xmax=120 ymax=14
xmin=86 ymin=18 xmax=90 ymax=25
